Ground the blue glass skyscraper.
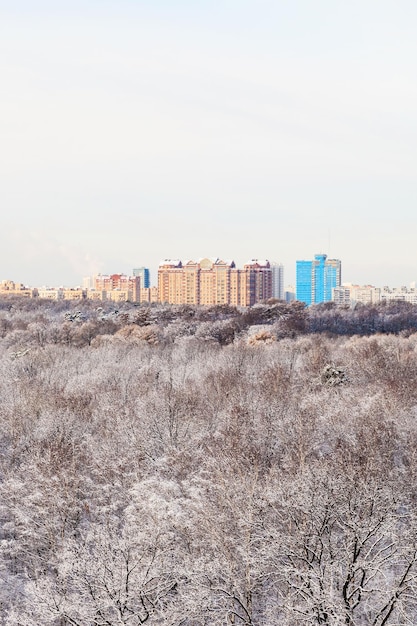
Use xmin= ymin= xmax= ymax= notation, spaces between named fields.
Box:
xmin=296 ymin=260 xmax=313 ymax=305
xmin=296 ymin=254 xmax=341 ymax=305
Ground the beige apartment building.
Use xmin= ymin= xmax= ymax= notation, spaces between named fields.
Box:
xmin=61 ymin=288 xmax=85 ymax=300
xmin=158 ymin=258 xmax=272 ymax=306
xmin=0 ymin=280 xmax=33 ymax=298
xmin=85 ymin=290 xmax=107 ymax=302
xmin=140 ymin=286 xmax=159 ymax=303
xmin=93 ymin=274 xmax=141 ymax=302
xmin=36 ymin=288 xmax=85 ymax=300
xmin=333 ymin=285 xmax=381 ymax=306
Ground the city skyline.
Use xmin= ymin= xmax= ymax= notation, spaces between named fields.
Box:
xmin=4 ymin=250 xmax=417 ymax=294
xmin=5 ymin=259 xmax=417 ymax=307
xmin=1 ymin=1 xmax=417 ymax=287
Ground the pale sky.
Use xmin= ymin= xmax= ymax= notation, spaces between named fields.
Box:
xmin=1 ymin=0 xmax=417 ymax=287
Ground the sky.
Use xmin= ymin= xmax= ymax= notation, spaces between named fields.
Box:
xmin=1 ymin=0 xmax=417 ymax=288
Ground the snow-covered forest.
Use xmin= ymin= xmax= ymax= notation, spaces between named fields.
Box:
xmin=2 ymin=297 xmax=417 ymax=625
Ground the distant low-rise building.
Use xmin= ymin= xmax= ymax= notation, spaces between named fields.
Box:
xmin=61 ymin=288 xmax=85 ymax=300
xmin=333 ymin=285 xmax=381 ymax=305
xmin=85 ymin=290 xmax=107 ymax=301
xmin=0 ymin=280 xmax=33 ymax=298
xmin=37 ymin=288 xmax=63 ymax=300
xmin=380 ymin=286 xmax=417 ymax=305
xmin=332 ymin=284 xmax=417 ymax=306
xmin=105 ymin=289 xmax=135 ymax=303
xmin=332 ymin=286 xmax=352 ymax=305
xmin=285 ymin=286 xmax=296 ymax=303
xmin=36 ymin=287 xmax=85 ymax=300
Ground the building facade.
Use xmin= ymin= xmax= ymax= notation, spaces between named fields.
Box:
xmin=140 ymin=286 xmax=159 ymax=303
xmin=0 ymin=280 xmax=34 ymax=298
xmin=296 ymin=253 xmax=341 ymax=305
xmin=133 ymin=267 xmax=150 ymax=288
xmin=296 ymin=260 xmax=314 ymax=305
xmin=93 ymin=274 xmax=141 ymax=302
xmin=243 ymin=260 xmax=273 ymax=306
xmin=157 ymin=258 xmax=273 ymax=307
xmin=333 ymin=284 xmax=381 ymax=306
xmin=270 ymin=262 xmax=284 ymax=300
xmin=36 ymin=288 xmax=85 ymax=300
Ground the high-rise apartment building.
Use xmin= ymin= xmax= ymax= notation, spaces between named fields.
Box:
xmin=270 ymin=262 xmax=284 ymax=300
xmin=157 ymin=258 xmax=273 ymax=307
xmin=322 ymin=257 xmax=341 ymax=302
xmin=296 ymin=254 xmax=341 ymax=305
xmin=82 ymin=276 xmax=94 ymax=290
xmin=158 ymin=260 xmax=184 ymax=304
xmin=243 ymin=260 xmax=273 ymax=306
xmin=133 ymin=267 xmax=150 ymax=288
